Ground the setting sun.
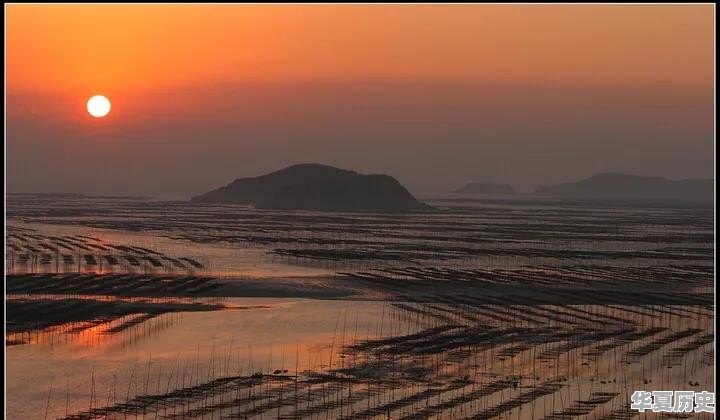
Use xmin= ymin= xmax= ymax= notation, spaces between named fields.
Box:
xmin=87 ymin=95 xmax=111 ymax=118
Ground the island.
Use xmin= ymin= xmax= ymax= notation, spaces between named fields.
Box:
xmin=534 ymin=173 xmax=713 ymax=204
xmin=191 ymin=163 xmax=433 ymax=213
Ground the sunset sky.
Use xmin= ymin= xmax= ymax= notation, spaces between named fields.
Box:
xmin=6 ymin=4 xmax=715 ymax=197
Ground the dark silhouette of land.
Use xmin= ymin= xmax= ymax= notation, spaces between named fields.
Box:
xmin=534 ymin=173 xmax=713 ymax=204
xmin=453 ymin=183 xmax=516 ymax=195
xmin=191 ymin=163 xmax=433 ymax=212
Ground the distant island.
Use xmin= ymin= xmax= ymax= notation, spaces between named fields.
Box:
xmin=535 ymin=173 xmax=713 ymax=203
xmin=453 ymin=183 xmax=516 ymax=195
xmin=191 ymin=163 xmax=433 ymax=213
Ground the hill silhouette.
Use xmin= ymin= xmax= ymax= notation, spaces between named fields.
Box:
xmin=453 ymin=183 xmax=515 ymax=195
xmin=191 ymin=163 xmax=432 ymax=212
xmin=535 ymin=173 xmax=713 ymax=203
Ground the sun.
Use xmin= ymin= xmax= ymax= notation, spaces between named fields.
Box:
xmin=87 ymin=95 xmax=111 ymax=118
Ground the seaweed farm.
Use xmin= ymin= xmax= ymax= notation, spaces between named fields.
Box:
xmin=5 ymin=193 xmax=715 ymax=419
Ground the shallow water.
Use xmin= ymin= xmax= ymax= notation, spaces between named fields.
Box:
xmin=6 ymin=194 xmax=714 ymax=279
xmin=6 ymin=298 xmax=407 ymax=419
xmin=7 ymin=220 xmax=337 ymax=278
xmin=5 ymin=195 xmax=714 ymax=419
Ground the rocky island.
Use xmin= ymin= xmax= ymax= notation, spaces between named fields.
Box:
xmin=191 ymin=163 xmax=433 ymax=213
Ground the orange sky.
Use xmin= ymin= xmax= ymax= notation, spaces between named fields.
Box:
xmin=7 ymin=4 xmax=714 ymax=95
xmin=5 ymin=5 xmax=715 ymax=197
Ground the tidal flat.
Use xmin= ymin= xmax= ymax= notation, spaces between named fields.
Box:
xmin=5 ymin=193 xmax=714 ymax=419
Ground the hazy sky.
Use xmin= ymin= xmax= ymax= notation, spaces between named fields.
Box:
xmin=6 ymin=5 xmax=715 ymax=197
